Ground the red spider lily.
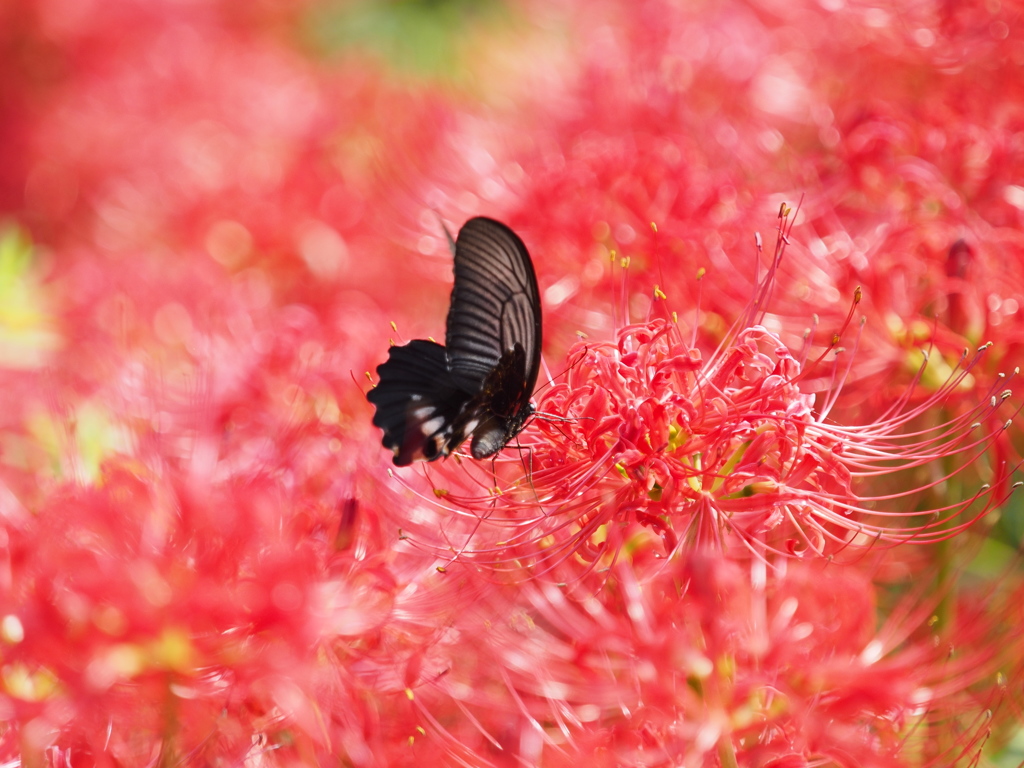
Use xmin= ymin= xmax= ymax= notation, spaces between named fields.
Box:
xmin=4 ymin=0 xmax=1024 ymax=764
xmin=401 ymin=214 xmax=1021 ymax=573
xmin=0 ymin=463 xmax=378 ymax=764
xmin=0 ymin=404 xmax=483 ymax=765
xmin=401 ymin=553 xmax=1012 ymax=767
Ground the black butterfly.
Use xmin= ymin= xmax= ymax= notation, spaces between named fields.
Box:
xmin=367 ymin=217 xmax=542 ymax=466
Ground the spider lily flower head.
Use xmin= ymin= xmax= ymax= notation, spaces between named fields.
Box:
xmin=0 ymin=433 xmax=463 ymax=765
xmin=522 ymin=323 xmax=1016 ymax=565
xmin=413 ymin=553 xmax=1008 ymax=767
xmin=412 ymin=220 xmax=1021 ymax=570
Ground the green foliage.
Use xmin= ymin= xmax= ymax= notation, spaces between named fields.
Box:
xmin=303 ymin=0 xmax=509 ymax=79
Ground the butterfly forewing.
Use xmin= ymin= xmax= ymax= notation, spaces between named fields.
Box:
xmin=446 ymin=218 xmax=542 ymax=396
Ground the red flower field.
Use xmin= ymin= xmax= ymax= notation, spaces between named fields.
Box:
xmin=2 ymin=0 xmax=1024 ymax=765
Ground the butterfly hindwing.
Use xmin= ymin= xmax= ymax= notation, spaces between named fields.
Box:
xmin=366 ymin=340 xmax=472 ymax=466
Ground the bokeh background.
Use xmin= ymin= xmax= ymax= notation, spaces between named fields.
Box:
xmin=3 ymin=0 xmax=1024 ymax=765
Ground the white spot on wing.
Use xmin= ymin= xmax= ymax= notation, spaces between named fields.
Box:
xmin=422 ymin=417 xmax=445 ymax=435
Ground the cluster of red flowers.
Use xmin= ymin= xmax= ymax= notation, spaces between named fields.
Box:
xmin=2 ymin=0 xmax=1024 ymax=765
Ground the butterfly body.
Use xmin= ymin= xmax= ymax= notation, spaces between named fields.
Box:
xmin=367 ymin=218 xmax=541 ymax=466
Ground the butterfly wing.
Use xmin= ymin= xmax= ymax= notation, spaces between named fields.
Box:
xmin=445 ymin=217 xmax=542 ymax=458
xmin=445 ymin=217 xmax=542 ymax=397
xmin=366 ymin=340 xmax=473 ymax=466
xmin=367 ymin=218 xmax=543 ymax=465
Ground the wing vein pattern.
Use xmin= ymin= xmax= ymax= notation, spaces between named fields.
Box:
xmin=446 ymin=217 xmax=541 ymax=395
